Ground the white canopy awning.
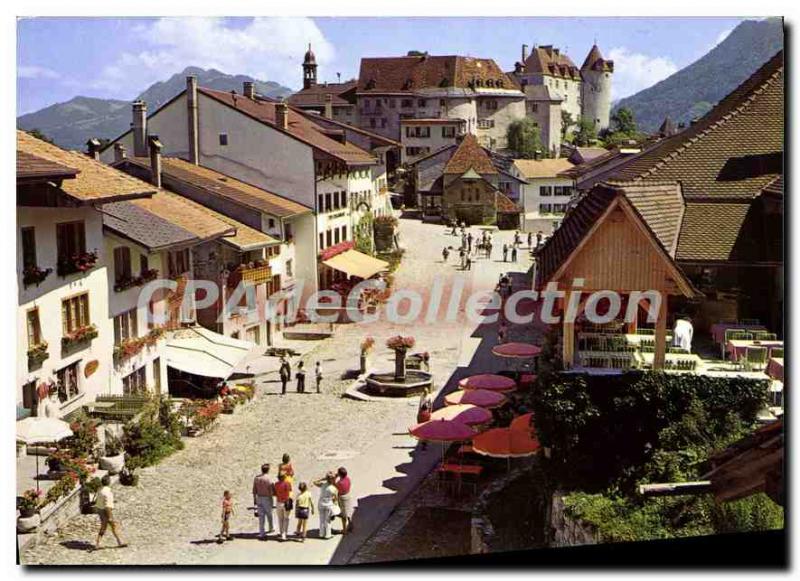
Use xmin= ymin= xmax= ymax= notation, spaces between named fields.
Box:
xmin=323 ymin=249 xmax=389 ymax=280
xmin=165 ymin=326 xmax=254 ymax=379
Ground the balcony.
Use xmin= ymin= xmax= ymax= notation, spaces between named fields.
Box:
xmin=227 ymin=263 xmax=272 ymax=288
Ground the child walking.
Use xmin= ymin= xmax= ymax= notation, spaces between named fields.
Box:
xmin=218 ymin=490 xmax=234 ymax=543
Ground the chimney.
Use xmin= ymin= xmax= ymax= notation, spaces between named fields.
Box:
xmin=113 ymin=142 xmax=127 ymax=163
xmin=522 ymin=44 xmax=529 ymax=63
xmin=186 ymin=76 xmax=199 ymax=165
xmin=148 ymin=136 xmax=163 ymax=188
xmin=324 ymin=94 xmax=333 ymax=119
xmin=243 ymin=81 xmax=255 ymax=99
xmin=275 ymin=100 xmax=289 ymax=130
xmin=86 ymin=138 xmax=101 ymax=161
xmin=132 ymin=100 xmax=148 ymax=157
xmin=336 ymin=72 xmax=341 ymax=83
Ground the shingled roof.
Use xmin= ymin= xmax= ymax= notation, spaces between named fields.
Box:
xmin=608 ymin=51 xmax=783 ymax=199
xmin=580 ymin=44 xmax=614 ymax=72
xmin=17 ymin=131 xmax=155 ymax=204
xmin=523 ymin=45 xmax=580 ymax=79
xmin=288 ymin=80 xmax=357 ymax=108
xmin=357 ymin=55 xmax=520 ymax=93
xmin=444 ymin=134 xmax=497 ymax=175
xmin=513 ymin=158 xmax=575 ymax=179
xmin=199 ymin=88 xmax=377 ymax=166
xmin=17 ymin=150 xmax=79 ymax=182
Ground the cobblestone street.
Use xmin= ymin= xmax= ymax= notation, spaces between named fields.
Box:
xmin=22 ymin=217 xmax=537 ymax=565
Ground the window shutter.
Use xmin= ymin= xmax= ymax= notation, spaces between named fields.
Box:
xmin=62 ymin=300 xmax=69 ymax=335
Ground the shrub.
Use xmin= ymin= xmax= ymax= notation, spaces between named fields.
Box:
xmin=19 ymin=489 xmax=43 ymax=512
xmin=64 ymin=411 xmax=100 ymax=458
xmin=122 ymin=397 xmax=184 ymax=468
xmin=45 ymin=473 xmax=79 ymax=505
xmin=84 ymin=477 xmax=103 ymax=495
xmin=104 ymin=431 xmax=123 ymax=456
xmin=386 ymin=335 xmax=415 ymax=351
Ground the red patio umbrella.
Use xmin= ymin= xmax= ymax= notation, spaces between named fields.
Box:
xmin=472 ymin=426 xmax=541 ymax=459
xmin=430 ymin=404 xmax=493 ymax=426
xmin=445 ymin=389 xmax=507 ymax=409
xmin=458 ymin=373 xmax=517 ymax=392
xmin=409 ymin=419 xmax=475 ymax=442
xmin=491 ymin=342 xmax=542 ymax=358
xmin=510 ymin=412 xmax=535 ymax=434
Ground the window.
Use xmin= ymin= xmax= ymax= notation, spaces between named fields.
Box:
xmin=326 ymin=230 xmax=332 ymax=247
xmin=114 ymin=246 xmax=132 ymax=283
xmin=122 ymin=366 xmax=147 ymax=395
xmin=539 ymin=203 xmax=553 ymax=214
xmin=219 ymin=133 xmax=228 ymax=146
xmin=341 ymin=191 xmax=348 ymax=207
xmin=284 ymin=222 xmax=293 ymax=242
xmin=442 ymin=126 xmax=456 ymax=139
xmin=56 ymin=361 xmax=80 ymax=403
xmin=56 ymin=221 xmax=86 ymax=262
xmin=389 ymin=99 xmax=395 ymax=108
xmin=381 ymin=118 xmax=387 ymax=128
xmin=405 ymin=146 xmax=430 ymax=157
xmin=152 ymin=358 xmax=162 ymax=394
xmin=401 ymin=99 xmax=413 ymax=108
xmin=341 ymin=225 xmax=348 ymax=240
xmin=138 ymin=255 xmax=149 ymax=277
xmin=62 ymin=293 xmax=90 ymax=334
xmin=319 ymin=232 xmax=325 ymax=250
xmin=22 ymin=380 xmax=37 ymax=414
xmin=440 ymin=99 xmax=446 ymax=107
xmin=268 ymin=218 xmax=276 ymax=229
xmin=168 ymin=248 xmax=190 ymax=277
xmin=325 ymin=192 xmax=332 ymax=212
xmin=370 ymin=118 xmax=376 ymax=128
xmin=530 ymin=103 xmax=539 ymax=113
xmin=417 ymin=98 xmax=426 ymax=107
xmin=484 ymin=100 xmax=498 ymax=110
xmin=477 ymin=119 xmax=495 ymax=129
xmin=21 ymin=227 xmax=36 ymax=269
xmin=114 ymin=308 xmax=138 ymax=344
xmin=334 ymin=228 xmax=340 ymax=244
xmin=27 ymin=308 xmax=42 ymax=347
xmin=285 ymin=259 xmax=293 ymax=278
xmin=553 ymin=204 xmax=567 ymax=214
xmin=540 ymin=186 xmax=553 ymax=197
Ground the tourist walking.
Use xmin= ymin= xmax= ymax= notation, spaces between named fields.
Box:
xmin=536 ymin=231 xmax=543 ymax=248
xmin=274 ymin=472 xmax=293 ymax=541
xmin=278 ymin=453 xmax=295 ymax=486
xmin=336 ymin=467 xmax=354 ymax=535
xmin=252 ymin=463 xmax=274 ymax=539
xmin=315 ymin=361 xmax=323 ymax=394
xmin=294 ymin=482 xmax=314 ymax=542
xmin=279 ymin=357 xmax=290 ymax=395
xmin=527 ymin=232 xmax=533 ymax=248
xmin=465 ymin=255 xmax=472 ymax=270
xmin=93 ymin=475 xmax=126 ymax=551
xmin=498 ymin=321 xmax=508 ymax=344
xmin=514 ymin=230 xmax=521 ymax=246
xmin=486 ymin=241 xmax=493 ymax=259
xmin=451 ymin=220 xmax=458 ymax=236
xmin=511 ymin=245 xmax=518 ymax=262
xmin=296 ymin=361 xmax=306 ymax=393
xmin=442 ymin=247 xmax=449 ymax=262
xmin=502 ymin=243 xmax=509 ymax=262
xmin=459 ymin=247 xmax=466 ymax=269
xmin=217 ymin=490 xmax=234 ymax=543
xmin=467 ymin=232 xmax=473 ymax=253
xmin=314 ymin=472 xmax=339 ymax=540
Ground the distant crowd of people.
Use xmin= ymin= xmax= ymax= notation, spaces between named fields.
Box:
xmin=442 ymin=221 xmax=545 ymax=270
xmin=278 ymin=356 xmax=324 ymax=395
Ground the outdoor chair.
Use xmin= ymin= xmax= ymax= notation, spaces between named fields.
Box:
xmin=744 ymin=346 xmax=768 ymax=371
xmin=771 ymin=348 xmax=784 ymax=358
xmin=752 ymin=331 xmax=778 ymax=341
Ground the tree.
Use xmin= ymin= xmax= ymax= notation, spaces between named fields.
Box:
xmin=610 ymin=107 xmax=637 ymax=136
xmin=573 ymin=117 xmax=598 ymax=146
xmin=506 ymin=117 xmax=544 ymax=159
xmin=561 ymin=110 xmax=574 ymax=140
xmin=26 ymin=128 xmax=53 ymax=144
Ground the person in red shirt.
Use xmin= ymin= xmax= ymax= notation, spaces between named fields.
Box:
xmin=335 ymin=467 xmax=353 ymax=535
xmin=273 ymin=473 xmax=293 ymax=541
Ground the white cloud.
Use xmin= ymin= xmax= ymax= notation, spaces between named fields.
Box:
xmin=608 ymin=47 xmax=678 ymax=100
xmin=92 ymin=17 xmax=334 ymax=95
xmin=715 ymin=27 xmax=734 ymax=46
xmin=18 ymin=65 xmax=61 ymax=80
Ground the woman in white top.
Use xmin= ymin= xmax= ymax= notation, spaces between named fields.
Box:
xmin=313 ymin=472 xmax=339 ymax=539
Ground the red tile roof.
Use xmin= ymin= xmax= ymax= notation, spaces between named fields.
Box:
xmin=17 ymin=150 xmax=79 ymax=181
xmin=444 ymin=134 xmax=498 ymax=175
xmin=495 ymin=192 xmax=521 ymax=213
xmin=288 ymin=81 xmax=357 ymax=108
xmin=357 ymin=55 xmax=520 ymax=93
xmin=199 ymin=88 xmax=377 ymax=166
xmin=581 ymin=45 xmax=614 ymax=72
xmin=524 ymin=46 xmax=580 ymax=79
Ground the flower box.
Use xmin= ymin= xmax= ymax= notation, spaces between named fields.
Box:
xmin=114 ymin=268 xmax=159 ymax=292
xmin=27 ymin=342 xmax=49 ymax=367
xmin=61 ymin=324 xmax=98 ymax=349
xmin=23 ymin=265 xmax=53 ymax=287
xmin=57 ymin=250 xmax=99 ymax=277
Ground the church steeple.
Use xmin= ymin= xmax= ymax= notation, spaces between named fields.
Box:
xmin=303 ymin=43 xmax=317 ymax=90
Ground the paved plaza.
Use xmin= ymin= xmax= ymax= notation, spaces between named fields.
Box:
xmin=21 ymin=217 xmax=538 ymax=565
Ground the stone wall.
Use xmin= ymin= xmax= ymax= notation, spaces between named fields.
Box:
xmin=549 ymin=491 xmax=600 ymax=547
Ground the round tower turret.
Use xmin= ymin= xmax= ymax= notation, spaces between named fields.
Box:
xmin=302 ymin=43 xmax=318 ymax=90
xmin=580 ymin=44 xmax=614 ymax=133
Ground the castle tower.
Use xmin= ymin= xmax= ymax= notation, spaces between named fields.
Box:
xmin=580 ymin=44 xmax=614 ymax=133
xmin=303 ymin=43 xmax=317 ymax=90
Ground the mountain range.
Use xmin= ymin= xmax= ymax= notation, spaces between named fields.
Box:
xmin=614 ymin=18 xmax=783 ymax=133
xmin=17 ymin=66 xmax=293 ymax=149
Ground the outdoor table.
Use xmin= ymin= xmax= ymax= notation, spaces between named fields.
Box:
xmin=726 ymin=339 xmax=783 ymax=362
xmin=767 ymin=357 xmax=784 ymax=382
xmin=710 ymin=323 xmax=767 ymax=345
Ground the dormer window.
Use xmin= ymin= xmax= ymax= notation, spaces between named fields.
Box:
xmin=366 ymin=78 xmax=376 ymax=90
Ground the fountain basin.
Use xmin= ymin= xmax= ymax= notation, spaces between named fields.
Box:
xmin=364 ymin=370 xmax=433 ymax=397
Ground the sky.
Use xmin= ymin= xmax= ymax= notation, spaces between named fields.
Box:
xmin=16 ymin=16 xmax=746 ymax=115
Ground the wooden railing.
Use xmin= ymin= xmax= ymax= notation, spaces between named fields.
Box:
xmin=228 ymin=264 xmax=271 ymax=287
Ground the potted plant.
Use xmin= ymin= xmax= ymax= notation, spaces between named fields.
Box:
xmin=360 ymin=336 xmax=375 ymax=374
xmin=99 ymin=432 xmax=125 ymax=475
xmin=18 ymin=489 xmax=42 ymax=518
xmin=386 ymin=336 xmax=415 ymax=381
xmin=80 ymin=476 xmax=102 ymax=514
xmin=119 ymin=466 xmax=139 ymax=487
xmin=22 ymin=265 xmax=53 ymax=287
xmin=27 ymin=341 xmax=50 ymax=368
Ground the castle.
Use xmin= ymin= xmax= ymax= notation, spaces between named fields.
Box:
xmin=290 ymin=43 xmax=614 ymax=158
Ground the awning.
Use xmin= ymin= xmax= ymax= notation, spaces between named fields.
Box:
xmin=164 ymin=326 xmax=254 ymax=379
xmin=323 ymin=249 xmax=389 ymax=279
